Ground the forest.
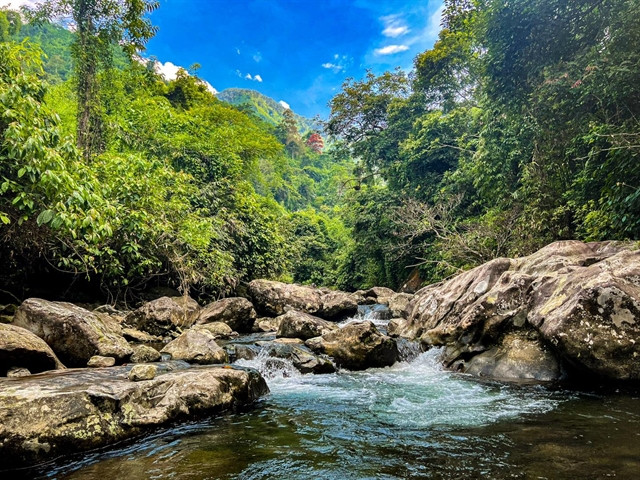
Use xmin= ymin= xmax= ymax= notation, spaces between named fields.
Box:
xmin=1 ymin=0 xmax=639 ymax=303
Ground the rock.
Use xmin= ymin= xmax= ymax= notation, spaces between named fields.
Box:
xmin=306 ymin=321 xmax=399 ymax=370
xmin=349 ymin=291 xmax=374 ymax=305
xmin=130 ymin=345 xmax=161 ymax=363
xmin=388 ymin=293 xmax=413 ymax=318
xmin=193 ymin=322 xmax=236 ymax=339
xmin=124 ymin=296 xmax=199 ymax=337
xmin=276 ymin=310 xmax=339 ymax=341
xmin=363 ymin=287 xmax=396 ymax=305
xmin=262 ymin=342 xmax=335 ymax=374
xmin=13 ymin=299 xmax=132 ymax=368
xmin=0 ymin=323 xmax=65 ymax=376
xmin=6 ymin=367 xmax=30 ymax=378
xmin=128 ymin=364 xmax=157 ymax=381
xmin=93 ymin=305 xmax=125 ymax=316
xmin=161 ymin=329 xmax=228 ymax=365
xmin=273 ymin=337 xmax=305 ymax=345
xmin=394 ymin=240 xmax=640 ymax=382
xmin=225 ymin=344 xmax=259 ymax=362
xmin=122 ymin=328 xmax=162 ymax=344
xmin=252 ymin=316 xmax=283 ymax=332
xmin=197 ymin=298 xmax=256 ymax=333
xmin=320 ymin=291 xmax=358 ymax=320
xmin=400 ymin=268 xmax=423 ymax=294
xmin=87 ymin=356 xmax=116 ymax=368
xmin=0 ymin=364 xmax=268 ymax=468
xmin=248 ymin=279 xmax=323 ymax=316
xmin=454 ymin=331 xmax=561 ymax=381
xmin=386 ymin=318 xmax=403 ymax=337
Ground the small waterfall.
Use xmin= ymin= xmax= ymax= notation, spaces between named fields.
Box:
xmin=236 ymin=348 xmax=301 ymax=380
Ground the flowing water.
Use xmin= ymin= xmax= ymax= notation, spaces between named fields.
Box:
xmin=26 ymin=309 xmax=640 ymax=479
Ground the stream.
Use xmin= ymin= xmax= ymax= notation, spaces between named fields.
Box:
xmin=25 ymin=310 xmax=640 ymax=479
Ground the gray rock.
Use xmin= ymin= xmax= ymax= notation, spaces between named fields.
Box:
xmin=320 ymin=291 xmax=358 ymax=320
xmin=130 ymin=345 xmax=161 ymax=363
xmin=13 ymin=299 xmax=132 ymax=368
xmin=122 ymin=328 xmax=162 ymax=343
xmin=161 ymin=329 xmax=227 ymax=365
xmin=193 ymin=322 xmax=236 ymax=339
xmin=388 ymin=293 xmax=413 ymax=318
xmin=197 ymin=297 xmax=256 ymax=333
xmin=306 ymin=321 xmax=399 ymax=370
xmin=0 ymin=365 xmax=268 ymax=468
xmin=128 ymin=364 xmax=157 ymax=381
xmin=252 ymin=316 xmax=283 ymax=333
xmin=276 ymin=310 xmax=339 ymax=340
xmin=87 ymin=356 xmax=116 ymax=368
xmin=6 ymin=367 xmax=30 ymax=378
xmin=263 ymin=342 xmax=335 ymax=374
xmin=248 ymin=279 xmax=323 ymax=316
xmin=0 ymin=323 xmax=65 ymax=376
xmin=124 ymin=296 xmax=199 ymax=337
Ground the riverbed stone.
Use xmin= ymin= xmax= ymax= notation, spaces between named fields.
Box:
xmin=394 ymin=240 xmax=640 ymax=382
xmin=13 ymin=299 xmax=132 ymax=367
xmin=6 ymin=367 xmax=31 ymax=378
xmin=193 ymin=322 xmax=236 ymax=339
xmin=253 ymin=316 xmax=283 ymax=332
xmin=276 ymin=310 xmax=339 ymax=341
xmin=161 ymin=328 xmax=227 ymax=365
xmin=122 ymin=327 xmax=162 ymax=343
xmin=128 ymin=364 xmax=158 ymax=381
xmin=130 ymin=345 xmax=161 ymax=363
xmin=320 ymin=291 xmax=358 ymax=320
xmin=363 ymin=287 xmax=396 ymax=305
xmin=124 ymin=296 xmax=199 ymax=337
xmin=388 ymin=293 xmax=413 ymax=318
xmin=262 ymin=342 xmax=336 ymax=374
xmin=197 ymin=297 xmax=256 ymax=333
xmin=248 ymin=279 xmax=323 ymax=316
xmin=87 ymin=356 xmax=116 ymax=368
xmin=306 ymin=321 xmax=399 ymax=370
xmin=0 ymin=323 xmax=65 ymax=376
xmin=0 ymin=365 xmax=268 ymax=468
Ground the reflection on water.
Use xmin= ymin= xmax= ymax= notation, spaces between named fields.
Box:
xmin=27 ymin=345 xmax=638 ymax=480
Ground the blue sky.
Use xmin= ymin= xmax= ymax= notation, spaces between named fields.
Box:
xmin=145 ymin=0 xmax=445 ymax=118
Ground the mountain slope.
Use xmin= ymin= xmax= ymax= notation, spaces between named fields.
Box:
xmin=217 ymin=88 xmax=321 ymax=134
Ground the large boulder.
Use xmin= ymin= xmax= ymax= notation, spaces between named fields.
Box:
xmin=0 ymin=324 xmax=65 ymax=376
xmin=0 ymin=365 xmax=268 ymax=468
xmin=388 ymin=293 xmax=413 ymax=318
xmin=306 ymin=321 xmax=399 ymax=370
xmin=161 ymin=328 xmax=227 ymax=365
xmin=276 ymin=310 xmax=339 ymax=340
xmin=363 ymin=287 xmax=396 ymax=305
xmin=13 ymin=299 xmax=132 ymax=367
xmin=247 ymin=280 xmax=357 ymax=320
xmin=124 ymin=296 xmax=199 ymax=337
xmin=394 ymin=240 xmax=640 ymax=382
xmin=197 ymin=297 xmax=256 ymax=333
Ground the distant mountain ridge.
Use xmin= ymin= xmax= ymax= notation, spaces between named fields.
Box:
xmin=217 ymin=88 xmax=321 ymax=134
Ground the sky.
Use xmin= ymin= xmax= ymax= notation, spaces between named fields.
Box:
xmin=1 ymin=0 xmax=445 ymax=118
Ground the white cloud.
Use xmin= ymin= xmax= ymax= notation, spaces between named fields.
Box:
xmin=374 ymin=45 xmax=409 ymax=55
xmin=254 ymin=74 xmax=263 ymax=82
xmin=0 ymin=0 xmax=41 ymax=9
xmin=279 ymin=100 xmax=290 ymax=110
xmin=245 ymin=73 xmax=253 ymax=80
xmin=253 ymin=52 xmax=262 ymax=63
xmin=427 ymin=5 xmax=445 ymax=38
xmin=322 ymin=62 xmax=344 ymax=72
xmin=381 ymin=15 xmax=410 ymax=38
xmin=154 ymin=61 xmax=182 ymax=81
xmin=236 ymin=48 xmax=241 ymax=55
xmin=200 ymin=80 xmax=218 ymax=95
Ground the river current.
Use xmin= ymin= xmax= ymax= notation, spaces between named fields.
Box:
xmin=29 ymin=310 xmax=640 ymax=479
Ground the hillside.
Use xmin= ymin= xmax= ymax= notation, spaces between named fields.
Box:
xmin=217 ymin=88 xmax=321 ymax=134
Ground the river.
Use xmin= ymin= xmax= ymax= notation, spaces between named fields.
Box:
xmin=24 ymin=312 xmax=640 ymax=479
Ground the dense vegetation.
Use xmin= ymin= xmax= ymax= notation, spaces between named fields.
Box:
xmin=328 ymin=0 xmax=640 ymax=288
xmin=1 ymin=0 xmax=638 ymax=302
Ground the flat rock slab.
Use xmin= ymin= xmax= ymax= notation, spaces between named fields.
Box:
xmin=0 ymin=364 xmax=268 ymax=469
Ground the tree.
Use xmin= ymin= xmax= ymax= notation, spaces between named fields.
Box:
xmin=275 ymin=108 xmax=304 ymax=158
xmin=27 ymin=0 xmax=158 ymax=161
xmin=306 ymin=132 xmax=324 ymax=154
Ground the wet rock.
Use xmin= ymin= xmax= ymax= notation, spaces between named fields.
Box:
xmin=320 ymin=291 xmax=358 ymax=320
xmin=363 ymin=287 xmax=396 ymax=305
xmin=276 ymin=310 xmax=339 ymax=341
xmin=0 ymin=365 xmax=268 ymax=468
xmin=161 ymin=329 xmax=228 ymax=365
xmin=306 ymin=321 xmax=399 ymax=370
xmin=124 ymin=296 xmax=199 ymax=337
xmin=193 ymin=322 xmax=236 ymax=339
xmin=197 ymin=297 xmax=256 ymax=333
xmin=454 ymin=331 xmax=561 ymax=382
xmin=128 ymin=364 xmax=157 ymax=381
xmin=263 ymin=342 xmax=335 ymax=374
xmin=6 ymin=367 xmax=30 ymax=378
xmin=386 ymin=318 xmax=403 ymax=337
xmin=0 ymin=323 xmax=65 ymax=376
xmin=388 ymin=293 xmax=413 ymax=318
xmin=122 ymin=328 xmax=162 ymax=344
xmin=87 ymin=356 xmax=116 ymax=368
xmin=13 ymin=299 xmax=132 ymax=367
xmin=252 ymin=316 xmax=282 ymax=333
xmin=394 ymin=240 xmax=640 ymax=382
xmin=130 ymin=345 xmax=161 ymax=364
xmin=226 ymin=344 xmax=259 ymax=362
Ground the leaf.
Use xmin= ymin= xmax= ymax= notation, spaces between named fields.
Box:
xmin=36 ymin=209 xmax=54 ymax=225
